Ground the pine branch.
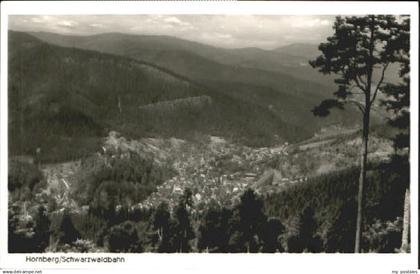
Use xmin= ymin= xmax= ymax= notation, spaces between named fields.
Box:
xmin=356 ymin=74 xmax=367 ymax=88
xmin=347 ymin=99 xmax=366 ymax=114
xmin=354 ymin=75 xmax=367 ymax=93
xmin=370 ymin=62 xmax=389 ymax=105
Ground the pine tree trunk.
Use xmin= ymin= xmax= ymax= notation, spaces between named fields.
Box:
xmin=355 ymin=110 xmax=370 ymax=253
xmin=401 ymin=188 xmax=410 ymax=252
xmin=355 ymin=16 xmax=376 ymax=253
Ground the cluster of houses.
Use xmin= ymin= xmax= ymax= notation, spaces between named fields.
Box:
xmin=135 ymin=138 xmax=304 ymax=211
xmin=22 ymin=130 xmax=313 ymax=216
xmin=34 ymin=131 xmax=310 ymax=215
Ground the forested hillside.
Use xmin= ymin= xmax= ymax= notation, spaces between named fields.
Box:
xmin=9 ymin=31 xmax=363 ymax=162
xmin=28 ymin=31 xmax=332 ymax=83
xmin=9 ymin=158 xmax=406 ymax=253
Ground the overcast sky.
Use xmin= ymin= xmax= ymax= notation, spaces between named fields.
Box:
xmin=9 ymin=15 xmax=336 ymax=49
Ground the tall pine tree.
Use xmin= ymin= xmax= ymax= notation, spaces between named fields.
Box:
xmin=310 ymin=15 xmax=404 ymax=252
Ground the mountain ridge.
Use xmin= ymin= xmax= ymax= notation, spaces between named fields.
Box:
xmin=26 ymin=30 xmax=337 ymax=85
xmin=10 ymin=31 xmax=348 ymax=162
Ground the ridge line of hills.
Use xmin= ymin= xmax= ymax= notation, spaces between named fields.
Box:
xmin=24 ymin=30 xmax=318 ymax=57
xmin=24 ymin=30 xmax=335 ymax=86
xmin=9 ymin=30 xmax=364 ymax=163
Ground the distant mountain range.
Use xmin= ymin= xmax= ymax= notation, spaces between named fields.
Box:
xmin=27 ymin=31 xmax=336 ymax=86
xmin=9 ymin=30 xmax=373 ymax=162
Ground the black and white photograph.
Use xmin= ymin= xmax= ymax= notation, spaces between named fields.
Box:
xmin=0 ymin=1 xmax=419 ymax=274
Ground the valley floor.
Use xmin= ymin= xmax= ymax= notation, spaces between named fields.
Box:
xmin=39 ymin=126 xmax=393 ymax=213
